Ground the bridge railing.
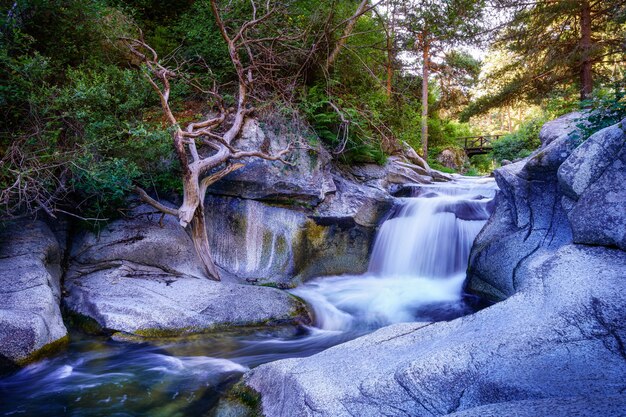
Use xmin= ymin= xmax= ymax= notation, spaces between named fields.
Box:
xmin=458 ymin=135 xmax=502 ymax=150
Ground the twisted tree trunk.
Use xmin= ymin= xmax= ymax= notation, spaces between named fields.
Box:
xmin=126 ymin=1 xmax=291 ymax=281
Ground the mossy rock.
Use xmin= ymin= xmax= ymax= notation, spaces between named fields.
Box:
xmin=63 ymin=308 xmax=105 ymax=335
xmin=211 ymin=382 xmax=263 ymax=417
xmin=15 ymin=335 xmax=70 ymax=367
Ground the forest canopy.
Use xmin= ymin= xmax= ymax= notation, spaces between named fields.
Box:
xmin=1 ymin=0 xmax=625 ymax=221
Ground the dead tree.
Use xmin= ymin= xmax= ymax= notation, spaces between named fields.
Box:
xmin=124 ymin=0 xmax=291 ymax=281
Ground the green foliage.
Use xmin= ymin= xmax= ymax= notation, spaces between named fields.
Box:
xmin=56 ymin=65 xmax=179 ymax=218
xmin=469 ymin=154 xmax=493 ymax=174
xmin=579 ymin=81 xmax=626 ymax=139
xmin=465 ymin=0 xmax=626 ymax=119
xmin=491 ymin=117 xmax=545 ymax=162
xmin=300 ymin=84 xmax=387 ymax=164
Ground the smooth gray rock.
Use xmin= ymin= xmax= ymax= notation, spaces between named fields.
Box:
xmin=65 ymin=205 xmax=309 ymax=336
xmin=208 ymin=119 xmax=336 ymax=205
xmin=0 ymin=221 xmax=67 ymax=366
xmin=444 ymin=395 xmax=626 ymax=417
xmin=245 ymin=245 xmax=626 ymax=417
xmin=204 ymin=195 xmax=308 ymax=283
xmin=466 ymin=113 xmax=613 ymax=301
xmin=71 ymin=203 xmax=207 ymax=279
xmin=466 ymin=159 xmax=572 ymax=302
xmin=558 ymin=121 xmax=626 ymax=250
xmin=204 ymin=175 xmax=391 ymax=283
xmin=558 ymin=122 xmax=626 ymax=200
xmin=64 ymin=261 xmax=308 ymax=336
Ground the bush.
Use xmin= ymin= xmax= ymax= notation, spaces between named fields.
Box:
xmin=299 ymin=84 xmax=387 ymax=165
xmin=579 ymin=80 xmax=626 ymax=139
xmin=491 ymin=117 xmax=545 ymax=162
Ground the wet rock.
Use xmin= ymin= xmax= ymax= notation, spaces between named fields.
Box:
xmin=204 ymin=174 xmax=391 ymax=283
xmin=204 ymin=195 xmax=308 ymax=283
xmin=64 ymin=205 xmax=309 ymax=336
xmin=0 ymin=221 xmax=67 ymax=366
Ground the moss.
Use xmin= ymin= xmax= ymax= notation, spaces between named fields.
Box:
xmin=287 ymin=293 xmax=313 ymax=324
xmin=304 ymin=220 xmax=327 ymax=247
xmin=63 ymin=309 xmax=105 ymax=335
xmin=133 ymin=326 xmax=201 ymax=338
xmin=216 ymin=381 xmax=263 ymax=417
xmin=16 ymin=334 xmax=70 ymax=366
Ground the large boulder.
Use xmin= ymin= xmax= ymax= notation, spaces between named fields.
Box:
xmin=204 ymin=173 xmax=392 ymax=283
xmin=64 ymin=262 xmax=309 ymax=336
xmin=0 ymin=221 xmax=68 ymax=367
xmin=208 ymin=119 xmax=336 ymax=205
xmin=436 ymin=148 xmax=468 ymax=171
xmin=558 ymin=119 xmax=626 ymax=250
xmin=64 ymin=205 xmax=309 ymax=337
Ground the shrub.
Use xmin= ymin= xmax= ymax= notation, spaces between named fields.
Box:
xmin=491 ymin=117 xmax=545 ymax=162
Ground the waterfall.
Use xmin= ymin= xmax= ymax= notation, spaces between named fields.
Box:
xmin=292 ymin=176 xmax=497 ymax=331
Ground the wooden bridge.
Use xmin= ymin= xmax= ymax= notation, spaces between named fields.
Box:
xmin=459 ymin=135 xmax=502 ymax=156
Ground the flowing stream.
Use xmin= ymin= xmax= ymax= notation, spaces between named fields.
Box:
xmin=0 ymin=176 xmax=496 ymax=416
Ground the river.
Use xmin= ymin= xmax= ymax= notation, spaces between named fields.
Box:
xmin=0 ymin=176 xmax=497 ymax=416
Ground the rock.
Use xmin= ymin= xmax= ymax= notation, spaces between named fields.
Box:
xmin=71 ymin=203 xmax=207 ymax=279
xmin=245 ymin=245 xmax=626 ymax=417
xmin=64 ymin=262 xmax=309 ymax=336
xmin=0 ymin=221 xmax=68 ymax=367
xmin=400 ymin=141 xmax=431 ymax=171
xmin=65 ymin=205 xmax=309 ymax=336
xmin=204 ymin=172 xmax=392 ymax=283
xmin=348 ymin=157 xmax=435 ymax=193
xmin=538 ymin=111 xmax=584 ymax=146
xmin=557 ymin=122 xmax=625 ymax=199
xmin=204 ymin=195 xmax=308 ymax=283
xmin=208 ymin=119 xmax=336 ymax=205
xmin=466 ymin=159 xmax=571 ymax=302
xmin=465 ymin=113 xmax=610 ymax=301
xmin=444 ymin=395 xmax=626 ymax=417
xmin=436 ymin=148 xmax=468 ymax=171
xmin=558 ymin=121 xmax=626 ymax=250
xmin=500 ymin=159 xmax=511 ymax=166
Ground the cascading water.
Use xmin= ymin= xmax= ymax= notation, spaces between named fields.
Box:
xmin=0 ymin=176 xmax=497 ymax=417
xmin=292 ymin=176 xmax=497 ymax=331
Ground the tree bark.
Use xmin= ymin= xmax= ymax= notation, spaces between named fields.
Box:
xmin=421 ymin=34 xmax=430 ymax=160
xmin=324 ymin=0 xmax=369 ymax=73
xmin=385 ymin=3 xmax=396 ymax=100
xmin=190 ymin=204 xmax=221 ymax=280
xmin=580 ymin=0 xmax=593 ymax=101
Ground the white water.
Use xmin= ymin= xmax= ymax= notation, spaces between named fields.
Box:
xmin=292 ymin=176 xmax=497 ymax=331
